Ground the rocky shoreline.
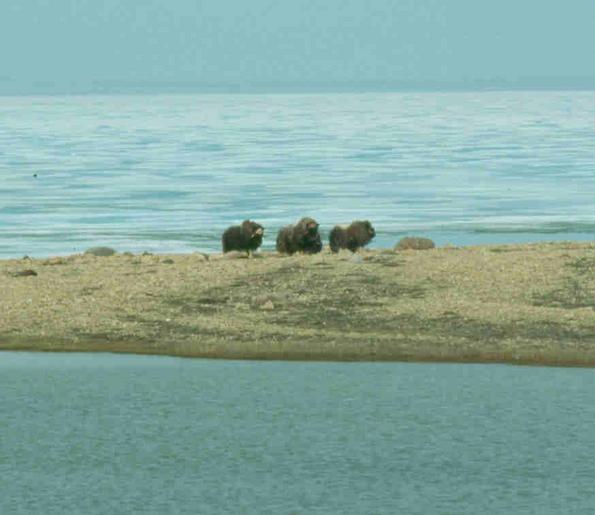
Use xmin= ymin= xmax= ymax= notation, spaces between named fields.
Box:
xmin=2 ymin=241 xmax=595 ymax=367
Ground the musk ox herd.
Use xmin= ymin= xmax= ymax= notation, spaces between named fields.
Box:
xmin=221 ymin=217 xmax=376 ymax=256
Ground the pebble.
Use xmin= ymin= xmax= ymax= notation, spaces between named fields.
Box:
xmin=223 ymin=251 xmax=248 ymax=260
xmin=261 ymin=300 xmax=275 ymax=311
xmin=349 ymin=254 xmax=364 ymax=264
xmin=43 ymin=257 xmax=67 ymax=266
xmin=394 ymin=237 xmax=436 ymax=251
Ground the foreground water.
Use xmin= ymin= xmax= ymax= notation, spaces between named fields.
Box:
xmin=2 ymin=352 xmax=595 ymax=513
xmin=1 ymin=91 xmax=595 ymax=257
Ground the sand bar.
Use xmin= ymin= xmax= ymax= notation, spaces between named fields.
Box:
xmin=2 ymin=242 xmax=595 ymax=366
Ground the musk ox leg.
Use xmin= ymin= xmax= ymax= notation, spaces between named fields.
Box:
xmin=329 ymin=226 xmax=347 ymax=253
xmin=276 ymin=226 xmax=293 ymax=255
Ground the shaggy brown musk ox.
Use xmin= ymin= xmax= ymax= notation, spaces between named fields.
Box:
xmin=221 ymin=220 xmax=264 ymax=255
xmin=276 ymin=217 xmax=323 ymax=255
xmin=329 ymin=220 xmax=376 ymax=253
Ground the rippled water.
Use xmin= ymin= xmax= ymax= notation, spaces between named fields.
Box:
xmin=1 ymin=92 xmax=595 ymax=257
xmin=2 ymin=352 xmax=595 ymax=514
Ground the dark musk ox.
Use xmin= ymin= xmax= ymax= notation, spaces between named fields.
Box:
xmin=276 ymin=217 xmax=323 ymax=255
xmin=221 ymin=220 xmax=264 ymax=256
xmin=329 ymin=220 xmax=376 ymax=253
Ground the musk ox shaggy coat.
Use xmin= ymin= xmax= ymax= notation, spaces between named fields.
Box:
xmin=276 ymin=217 xmax=323 ymax=255
xmin=329 ymin=220 xmax=376 ymax=253
xmin=221 ymin=220 xmax=264 ymax=255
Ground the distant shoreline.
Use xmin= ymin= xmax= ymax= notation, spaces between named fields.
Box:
xmin=3 ymin=84 xmax=595 ymax=97
xmin=2 ymin=241 xmax=595 ymax=367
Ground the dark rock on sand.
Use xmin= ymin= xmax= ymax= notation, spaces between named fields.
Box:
xmin=85 ymin=247 xmax=117 ymax=257
xmin=222 ymin=250 xmax=250 ymax=260
xmin=42 ymin=257 xmax=67 ymax=266
xmin=10 ymin=269 xmax=37 ymax=277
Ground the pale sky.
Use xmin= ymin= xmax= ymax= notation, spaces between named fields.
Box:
xmin=1 ymin=0 xmax=595 ymax=93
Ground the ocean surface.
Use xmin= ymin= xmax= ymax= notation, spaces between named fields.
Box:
xmin=1 ymin=91 xmax=595 ymax=257
xmin=2 ymin=352 xmax=595 ymax=514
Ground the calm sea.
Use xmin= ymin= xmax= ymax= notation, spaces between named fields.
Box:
xmin=1 ymin=91 xmax=595 ymax=257
xmin=2 ymin=352 xmax=595 ymax=514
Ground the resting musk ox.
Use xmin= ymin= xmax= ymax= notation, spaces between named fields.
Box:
xmin=276 ymin=217 xmax=323 ymax=255
xmin=221 ymin=220 xmax=264 ymax=255
xmin=329 ymin=220 xmax=376 ymax=253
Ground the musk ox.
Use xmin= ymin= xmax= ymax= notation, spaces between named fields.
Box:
xmin=329 ymin=220 xmax=376 ymax=253
xmin=276 ymin=217 xmax=323 ymax=255
xmin=221 ymin=220 xmax=264 ymax=255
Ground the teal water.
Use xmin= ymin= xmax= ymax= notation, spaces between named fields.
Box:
xmin=2 ymin=352 xmax=595 ymax=514
xmin=1 ymin=92 xmax=595 ymax=257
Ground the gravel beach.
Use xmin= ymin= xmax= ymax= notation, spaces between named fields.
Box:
xmin=3 ymin=242 xmax=595 ymax=366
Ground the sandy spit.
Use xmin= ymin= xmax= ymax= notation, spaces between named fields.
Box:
xmin=3 ymin=242 xmax=595 ymax=366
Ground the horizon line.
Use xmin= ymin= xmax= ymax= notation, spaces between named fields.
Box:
xmin=2 ymin=78 xmax=595 ymax=96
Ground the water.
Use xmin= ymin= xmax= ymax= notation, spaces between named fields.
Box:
xmin=1 ymin=91 xmax=595 ymax=257
xmin=2 ymin=352 xmax=595 ymax=514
